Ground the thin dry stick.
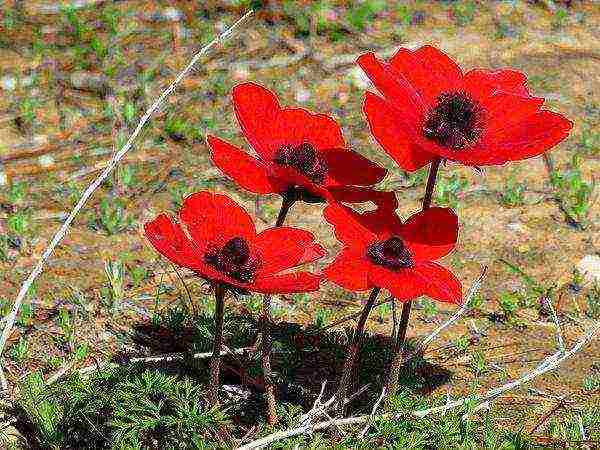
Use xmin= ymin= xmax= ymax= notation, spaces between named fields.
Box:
xmin=0 ymin=10 xmax=254 ymax=387
xmin=237 ymin=320 xmax=600 ymax=450
xmin=417 ymin=267 xmax=488 ymax=352
xmin=543 ymin=296 xmax=565 ymax=353
xmin=359 ymin=387 xmax=386 ymax=438
xmin=76 ymin=346 xmax=270 ymax=379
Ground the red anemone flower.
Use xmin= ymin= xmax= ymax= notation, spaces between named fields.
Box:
xmin=323 ymin=203 xmax=461 ymax=303
xmin=144 ymin=191 xmax=325 ymax=294
xmin=207 ymin=82 xmax=395 ymax=209
xmin=357 ymin=45 xmax=573 ymax=170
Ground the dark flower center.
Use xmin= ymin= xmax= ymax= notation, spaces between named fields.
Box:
xmin=422 ymin=92 xmax=485 ymax=150
xmin=367 ymin=236 xmax=413 ymax=270
xmin=274 ymin=143 xmax=328 ymax=184
xmin=204 ymin=237 xmax=260 ymax=283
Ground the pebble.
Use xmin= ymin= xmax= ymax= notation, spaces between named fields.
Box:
xmin=1 ymin=75 xmax=16 ymax=91
xmin=294 ymin=86 xmax=311 ymax=103
xmin=346 ymin=66 xmax=371 ymax=90
xmin=149 ymin=7 xmax=184 ymax=22
xmin=577 ymin=255 xmax=600 ymax=283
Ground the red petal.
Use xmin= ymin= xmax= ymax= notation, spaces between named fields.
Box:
xmin=179 ymin=191 xmax=256 ymax=247
xmin=233 ymin=83 xmax=346 ymax=162
xmin=323 ymin=147 xmax=387 ymax=186
xmin=271 ymin=108 xmax=345 ymax=154
xmin=490 ymin=110 xmax=573 ymax=162
xmin=368 ymin=267 xmax=424 ymax=301
xmin=333 ymin=204 xmax=404 ymax=238
xmin=323 ymin=249 xmax=371 ymax=292
xmin=463 ymin=69 xmax=530 ymax=102
xmin=400 ymin=207 xmax=458 ymax=261
xmin=389 ymin=45 xmax=462 ymax=107
xmin=207 ymin=135 xmax=278 ymax=195
xmin=232 ymin=82 xmax=280 ymax=160
xmin=363 ymin=92 xmax=435 ymax=172
xmin=412 ymin=262 xmax=462 ymax=304
xmin=484 ymin=92 xmax=544 ymax=134
xmin=254 ymin=227 xmax=325 ymax=275
xmin=252 ymin=272 xmax=322 ymax=294
xmin=144 ymin=214 xmax=210 ymax=274
xmin=357 ymin=52 xmax=426 ymax=124
xmin=323 ymin=204 xmax=378 ymax=249
xmin=328 ymin=186 xmax=398 ymax=211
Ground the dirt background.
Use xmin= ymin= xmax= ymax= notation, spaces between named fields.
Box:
xmin=0 ymin=0 xmax=598 ymax=436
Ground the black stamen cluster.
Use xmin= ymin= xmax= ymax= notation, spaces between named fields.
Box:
xmin=367 ymin=236 xmax=414 ymax=270
xmin=204 ymin=237 xmax=260 ymax=283
xmin=422 ymin=92 xmax=484 ymax=150
xmin=274 ymin=143 xmax=328 ymax=184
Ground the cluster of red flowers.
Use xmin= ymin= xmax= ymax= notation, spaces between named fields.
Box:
xmin=144 ymin=45 xmax=572 ymax=421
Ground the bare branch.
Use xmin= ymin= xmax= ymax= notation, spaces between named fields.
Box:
xmin=359 ymin=388 xmax=386 ymax=438
xmin=543 ymin=296 xmax=566 ymax=353
xmin=417 ymin=267 xmax=488 ymax=353
xmin=0 ymin=10 xmax=254 ymax=390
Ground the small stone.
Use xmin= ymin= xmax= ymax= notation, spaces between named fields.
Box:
xmin=295 ymin=86 xmax=311 ymax=103
xmin=149 ymin=7 xmax=184 ymax=22
xmin=1 ymin=75 xmax=16 ymax=91
xmin=346 ymin=66 xmax=371 ymax=90
xmin=577 ymin=255 xmax=600 ymax=283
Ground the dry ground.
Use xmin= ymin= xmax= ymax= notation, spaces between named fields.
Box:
xmin=0 ymin=0 xmax=598 ymax=444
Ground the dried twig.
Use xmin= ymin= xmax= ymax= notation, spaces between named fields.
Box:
xmin=78 ymin=346 xmax=262 ymax=378
xmin=359 ymin=388 xmax=386 ymax=438
xmin=543 ymin=296 xmax=566 ymax=353
xmin=0 ymin=10 xmax=254 ymax=391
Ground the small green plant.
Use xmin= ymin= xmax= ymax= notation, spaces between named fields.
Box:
xmin=551 ymin=155 xmax=594 ymax=227
xmin=469 ymin=349 xmax=487 ymax=376
xmin=6 ymin=211 xmax=30 ymax=236
xmin=168 ymin=181 xmax=191 ymax=208
xmin=314 ymin=307 xmax=334 ymax=328
xmin=586 ymin=282 xmax=600 ymax=319
xmin=551 ymin=8 xmax=569 ymax=30
xmin=583 ymin=374 xmax=600 ymax=392
xmin=104 ymin=259 xmax=125 ymax=311
xmin=129 ymin=265 xmax=147 ymax=287
xmin=6 ymin=181 xmax=27 ymax=205
xmin=164 ymin=116 xmax=191 ymax=142
xmin=498 ymin=292 xmax=519 ymax=320
xmin=436 ymin=173 xmax=468 ymax=209
xmin=455 ymin=335 xmax=470 ymax=353
xmin=17 ymin=302 xmax=34 ymax=327
xmin=451 ymin=1 xmax=477 ymax=27
xmin=115 ymin=164 xmax=137 ymax=191
xmin=10 ymin=336 xmax=29 ymax=363
xmin=93 ymin=198 xmax=132 ymax=235
xmin=419 ymin=298 xmax=438 ymax=320
xmin=346 ymin=0 xmax=386 ymax=31
xmin=57 ymin=307 xmax=74 ymax=345
xmin=500 ymin=177 xmax=526 ymax=207
xmin=376 ymin=301 xmax=393 ymax=323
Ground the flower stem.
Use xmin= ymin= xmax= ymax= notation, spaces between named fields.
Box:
xmin=422 ymin=157 xmax=441 ymax=210
xmin=385 ymin=157 xmax=441 ymax=402
xmin=261 ymin=294 xmax=278 ymax=425
xmin=337 ymin=287 xmax=381 ymax=415
xmin=259 ymin=193 xmax=296 ymax=425
xmin=208 ymin=282 xmax=226 ymax=407
xmin=275 ymin=194 xmax=295 ymax=227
